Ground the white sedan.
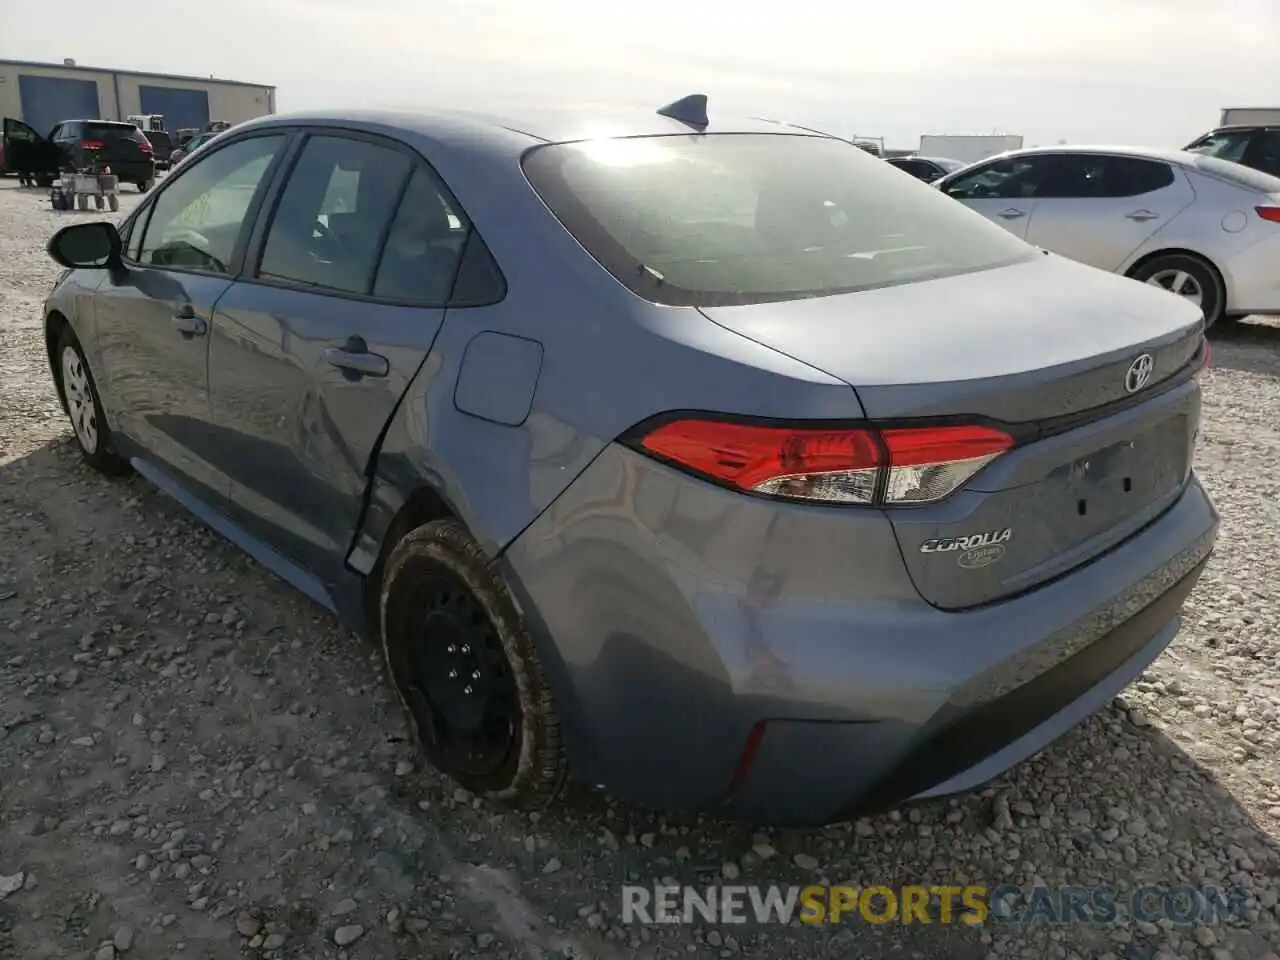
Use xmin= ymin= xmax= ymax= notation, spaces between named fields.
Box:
xmin=934 ymin=145 xmax=1280 ymax=328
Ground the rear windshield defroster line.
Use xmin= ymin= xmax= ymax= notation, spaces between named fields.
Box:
xmin=521 ymin=132 xmax=1037 ymax=308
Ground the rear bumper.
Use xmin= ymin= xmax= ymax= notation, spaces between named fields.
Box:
xmin=95 ymin=159 xmax=153 ymax=181
xmin=1222 ymin=232 xmax=1280 ymax=315
xmin=502 ymin=444 xmax=1218 ymax=826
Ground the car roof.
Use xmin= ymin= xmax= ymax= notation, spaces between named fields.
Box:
xmin=1200 ymin=123 xmax=1279 ymax=134
xmin=228 ymin=105 xmax=833 ymax=158
xmin=985 ymin=144 xmax=1214 ymax=168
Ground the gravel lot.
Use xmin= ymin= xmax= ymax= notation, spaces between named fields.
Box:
xmin=2 ymin=176 xmax=1280 ymax=960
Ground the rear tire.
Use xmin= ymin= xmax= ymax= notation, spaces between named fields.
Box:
xmin=55 ymin=325 xmax=130 ymax=476
xmin=1129 ymin=253 xmax=1224 ymax=329
xmin=380 ymin=518 xmax=566 ymax=809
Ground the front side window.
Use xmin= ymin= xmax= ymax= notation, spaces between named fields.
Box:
xmin=523 ymin=134 xmax=1035 ymax=307
xmin=942 ymin=156 xmax=1049 ymax=200
xmin=137 ymin=135 xmax=285 ymax=274
xmin=257 ymin=134 xmax=412 ymax=295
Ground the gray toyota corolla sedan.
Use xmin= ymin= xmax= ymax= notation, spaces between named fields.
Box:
xmin=41 ymin=96 xmax=1218 ymax=826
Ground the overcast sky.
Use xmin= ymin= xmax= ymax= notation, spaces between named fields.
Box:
xmin=4 ymin=0 xmax=1279 ymax=148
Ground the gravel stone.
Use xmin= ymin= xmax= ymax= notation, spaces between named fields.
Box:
xmin=334 ymin=924 xmax=364 ymax=946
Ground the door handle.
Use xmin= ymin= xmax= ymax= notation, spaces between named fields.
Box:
xmin=324 ymin=337 xmax=389 ymax=378
xmin=997 ymin=208 xmax=1026 ymax=220
xmin=1125 ymin=209 xmax=1160 ymax=222
xmin=170 ymin=307 xmax=207 ymax=337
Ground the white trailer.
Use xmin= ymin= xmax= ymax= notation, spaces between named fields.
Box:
xmin=1219 ymin=107 xmax=1280 ymax=127
xmin=918 ymin=134 xmax=1024 ymax=165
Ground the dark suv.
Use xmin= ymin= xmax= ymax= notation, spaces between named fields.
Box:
xmin=145 ymin=129 xmax=175 ymax=170
xmin=48 ymin=119 xmax=157 ymax=190
xmin=1184 ymin=125 xmax=1280 ymax=178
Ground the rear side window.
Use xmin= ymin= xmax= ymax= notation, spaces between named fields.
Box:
xmin=1036 ymin=155 xmax=1175 ymax=198
xmin=522 ymin=134 xmax=1035 ymax=307
xmin=372 ymin=166 xmax=471 ymax=303
xmin=1244 ymin=131 xmax=1280 ymax=177
xmin=257 ymin=134 xmax=412 ymax=295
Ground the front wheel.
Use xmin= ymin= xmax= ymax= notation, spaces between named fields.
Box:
xmin=56 ymin=326 xmax=130 ymax=475
xmin=380 ymin=519 xmax=567 ymax=808
xmin=1129 ymin=253 xmax=1224 ymax=329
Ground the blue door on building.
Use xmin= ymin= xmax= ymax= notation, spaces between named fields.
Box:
xmin=18 ymin=75 xmax=101 ymax=137
xmin=138 ymin=86 xmax=211 ymax=132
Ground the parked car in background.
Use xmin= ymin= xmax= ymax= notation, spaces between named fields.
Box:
xmin=2 ymin=118 xmax=156 ymax=191
xmin=934 ymin=145 xmax=1280 ymax=328
xmin=41 ymin=102 xmax=1216 ymax=826
xmin=886 ymin=154 xmax=965 ymax=182
xmin=168 ymin=129 xmax=220 ymax=168
xmin=1184 ymin=125 xmax=1280 ymax=178
xmin=145 ymin=128 xmax=176 ymax=170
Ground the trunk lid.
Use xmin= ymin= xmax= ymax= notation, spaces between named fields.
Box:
xmin=699 ymin=253 xmax=1205 ymax=609
xmin=84 ymin=122 xmax=151 ymax=161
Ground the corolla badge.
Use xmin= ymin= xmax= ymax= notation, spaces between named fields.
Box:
xmin=918 ymin=528 xmax=1012 ymax=570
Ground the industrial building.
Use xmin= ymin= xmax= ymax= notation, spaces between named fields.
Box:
xmin=0 ymin=58 xmax=275 ymax=137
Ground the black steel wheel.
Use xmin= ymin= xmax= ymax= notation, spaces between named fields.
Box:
xmin=380 ymin=518 xmax=566 ymax=805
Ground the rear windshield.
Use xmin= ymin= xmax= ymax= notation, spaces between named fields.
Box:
xmin=147 ymin=130 xmax=173 ymax=146
xmin=1187 ymin=152 xmax=1280 ymax=193
xmin=86 ymin=122 xmax=146 ymax=141
xmin=522 ymin=133 xmax=1036 ymax=307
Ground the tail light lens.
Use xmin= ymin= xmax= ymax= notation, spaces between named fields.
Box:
xmin=1256 ymin=206 xmax=1280 ymax=223
xmin=632 ymin=418 xmax=1013 ymax=506
xmin=80 ymin=139 xmax=105 ymax=150
xmin=137 ymin=139 xmax=153 ymax=153
xmin=879 ymin=425 xmax=1014 ymax=503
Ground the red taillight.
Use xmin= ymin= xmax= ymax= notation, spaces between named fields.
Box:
xmin=880 ymin=425 xmax=1014 ymax=503
xmin=1256 ymin=206 xmax=1280 ymax=223
xmin=633 ymin=418 xmax=1014 ymax=506
xmin=80 ymin=139 xmax=105 ymax=150
xmin=137 ymin=140 xmax=153 ymax=153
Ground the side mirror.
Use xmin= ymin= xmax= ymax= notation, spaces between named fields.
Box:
xmin=47 ymin=221 xmax=121 ymax=269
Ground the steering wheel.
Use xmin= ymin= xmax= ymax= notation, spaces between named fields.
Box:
xmin=311 ymin=217 xmax=346 ymax=261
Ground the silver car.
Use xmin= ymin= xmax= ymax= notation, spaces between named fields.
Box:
xmin=934 ymin=145 xmax=1280 ymax=327
xmin=41 ymin=102 xmax=1217 ymax=825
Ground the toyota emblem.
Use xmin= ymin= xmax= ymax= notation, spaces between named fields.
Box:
xmin=1124 ymin=354 xmax=1154 ymax=394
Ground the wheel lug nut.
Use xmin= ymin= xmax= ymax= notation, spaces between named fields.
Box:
xmin=448 ymin=669 xmax=457 ymax=679
xmin=463 ymin=685 xmax=473 ymax=695
xmin=446 ymin=644 xmax=456 ymax=654
xmin=472 ymin=670 xmax=480 ymax=679
xmin=461 ymin=644 xmax=471 ymax=654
